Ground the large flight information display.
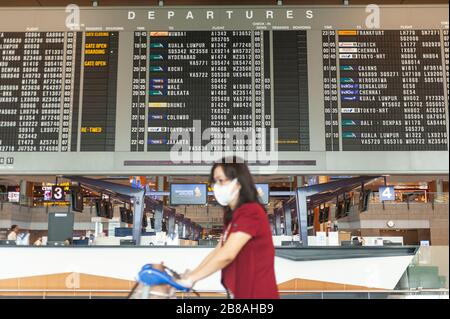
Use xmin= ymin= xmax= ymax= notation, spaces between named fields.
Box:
xmin=0 ymin=5 xmax=448 ymax=174
xmin=325 ymin=29 xmax=447 ymax=151
xmin=0 ymin=32 xmax=69 ymax=152
xmin=140 ymin=30 xmax=309 ymax=152
xmin=0 ymin=31 xmax=119 ymax=152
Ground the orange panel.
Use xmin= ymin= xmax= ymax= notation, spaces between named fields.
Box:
xmin=38 ymin=0 xmax=92 ymax=5
xmin=0 ymin=278 xmax=19 ymax=289
xmin=324 ymin=281 xmax=346 ymax=291
xmin=338 ymin=30 xmax=358 ymax=36
xmin=164 ymin=0 xmax=275 ymax=5
xmin=313 ymin=207 xmax=320 ymax=232
xmin=277 ymin=278 xmax=298 ymax=290
xmin=0 ymin=273 xmax=134 ymax=292
xmin=298 ymin=278 xmax=327 ymax=290
xmin=150 ymin=32 xmax=169 ymax=37
xmin=19 ymin=275 xmax=48 ymax=290
xmin=277 ymin=278 xmax=382 ymax=291
xmin=79 ymin=273 xmax=132 ymax=290
xmin=0 ymin=0 xmax=41 ymax=6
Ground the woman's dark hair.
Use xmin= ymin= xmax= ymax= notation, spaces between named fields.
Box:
xmin=10 ymin=225 xmax=18 ymax=231
xmin=209 ymin=156 xmax=265 ymax=225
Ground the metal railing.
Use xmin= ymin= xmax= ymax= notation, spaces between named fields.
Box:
xmin=0 ymin=288 xmax=448 ymax=299
xmin=369 ymin=192 xmax=449 ymax=205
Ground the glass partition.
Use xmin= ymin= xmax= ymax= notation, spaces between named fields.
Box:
xmin=396 ymin=246 xmax=449 ymax=290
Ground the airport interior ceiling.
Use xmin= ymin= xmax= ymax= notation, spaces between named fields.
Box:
xmin=0 ymin=0 xmax=448 ymax=6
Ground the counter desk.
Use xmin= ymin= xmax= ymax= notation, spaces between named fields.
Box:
xmin=0 ymin=246 xmax=418 ymax=296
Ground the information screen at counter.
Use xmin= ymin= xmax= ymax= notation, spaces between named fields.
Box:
xmin=0 ymin=6 xmax=448 ymax=174
xmin=170 ymin=183 xmax=207 ymax=205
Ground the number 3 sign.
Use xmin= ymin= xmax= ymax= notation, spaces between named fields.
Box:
xmin=52 ymin=186 xmax=65 ymax=201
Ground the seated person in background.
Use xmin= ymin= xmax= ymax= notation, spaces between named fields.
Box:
xmin=352 ymin=236 xmax=365 ymax=246
xmin=64 ymin=238 xmax=73 ymax=246
xmin=33 ymin=237 xmax=43 ymax=246
xmin=7 ymin=225 xmax=19 ymax=241
xmin=358 ymin=236 xmax=365 ymax=245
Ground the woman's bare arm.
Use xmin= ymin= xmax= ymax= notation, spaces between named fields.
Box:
xmin=187 ymin=232 xmax=252 ymax=284
xmin=193 ymin=239 xmax=222 ymax=271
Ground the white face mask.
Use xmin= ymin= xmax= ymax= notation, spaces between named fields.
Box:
xmin=213 ymin=178 xmax=239 ymax=206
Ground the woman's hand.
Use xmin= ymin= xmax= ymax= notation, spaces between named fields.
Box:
xmin=181 ymin=268 xmax=191 ymax=278
xmin=176 ymin=274 xmax=195 ymax=289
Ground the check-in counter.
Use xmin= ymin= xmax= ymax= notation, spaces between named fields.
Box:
xmin=0 ymin=246 xmax=418 ymax=297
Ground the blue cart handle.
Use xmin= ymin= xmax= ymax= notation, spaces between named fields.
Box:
xmin=137 ymin=264 xmax=191 ymax=292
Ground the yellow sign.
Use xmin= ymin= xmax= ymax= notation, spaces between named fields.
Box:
xmin=149 ymin=102 xmax=168 ymax=108
xmin=150 ymin=31 xmax=169 ymax=37
xmin=338 ymin=30 xmax=358 ymax=36
xmin=81 ymin=127 xmax=103 ymax=133
xmin=85 ymin=32 xmax=109 ymax=37
xmin=84 ymin=60 xmax=107 ymax=67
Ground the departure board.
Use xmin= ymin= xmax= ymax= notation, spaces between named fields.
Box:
xmin=146 ymin=30 xmax=257 ymax=152
xmin=444 ymin=29 xmax=449 ymax=110
xmin=0 ymin=32 xmax=67 ymax=152
xmin=324 ymin=29 xmax=447 ymax=151
xmin=0 ymin=31 xmax=119 ymax=152
xmin=137 ymin=30 xmax=309 ymax=152
xmin=0 ymin=6 xmax=448 ymax=175
xmin=80 ymin=31 xmax=119 ymax=151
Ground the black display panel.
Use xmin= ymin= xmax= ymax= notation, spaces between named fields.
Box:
xmin=273 ymin=31 xmax=310 ymax=151
xmin=130 ymin=31 xmax=147 ymax=152
xmin=0 ymin=32 xmax=66 ymax=152
xmin=80 ymin=31 xmax=119 ymax=151
xmin=444 ymin=29 xmax=449 ymax=112
xmin=0 ymin=29 xmax=447 ymax=154
xmin=322 ymin=30 xmax=340 ymax=151
xmin=69 ymin=32 xmax=83 ymax=152
xmin=0 ymin=31 xmax=119 ymax=153
xmin=146 ymin=31 xmax=257 ymax=152
xmin=323 ymin=29 xmax=448 ymax=151
xmin=71 ymin=187 xmax=84 ymax=212
xmin=145 ymin=30 xmax=310 ymax=152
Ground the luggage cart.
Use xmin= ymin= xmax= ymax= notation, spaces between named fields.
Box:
xmin=128 ymin=263 xmax=195 ymax=299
